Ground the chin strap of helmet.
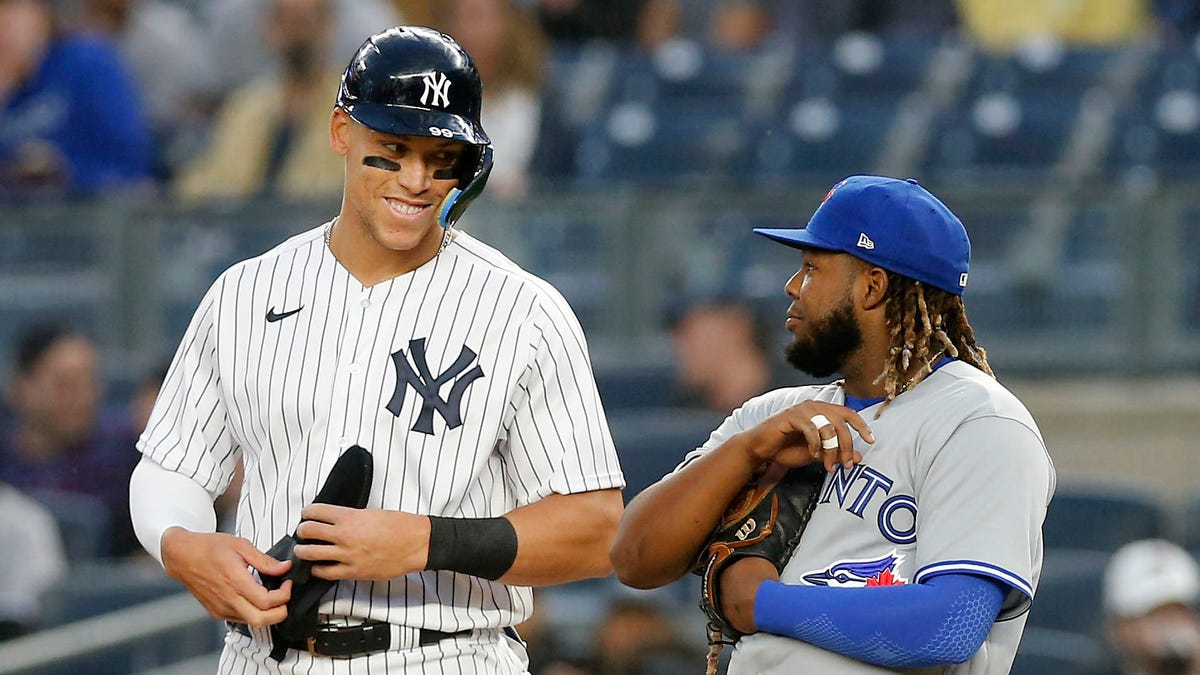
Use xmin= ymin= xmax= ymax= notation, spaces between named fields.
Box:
xmin=438 ymin=145 xmax=493 ymax=229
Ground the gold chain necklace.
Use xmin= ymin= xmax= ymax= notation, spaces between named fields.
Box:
xmin=323 ymin=219 xmax=456 ymax=255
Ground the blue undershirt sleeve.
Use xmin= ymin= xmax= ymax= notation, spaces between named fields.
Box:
xmin=753 ymin=572 xmax=1007 ymax=668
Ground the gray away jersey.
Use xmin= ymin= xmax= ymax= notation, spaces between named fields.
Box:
xmin=138 ymin=223 xmax=624 ymax=673
xmin=675 ymin=361 xmax=1056 ymax=675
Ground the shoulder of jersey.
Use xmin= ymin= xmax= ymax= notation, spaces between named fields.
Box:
xmin=744 ymin=382 xmax=841 ymax=412
xmin=928 ymin=360 xmax=1034 ymax=420
xmin=216 ymin=225 xmax=324 ymax=278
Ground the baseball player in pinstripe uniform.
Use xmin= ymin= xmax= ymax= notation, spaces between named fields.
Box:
xmin=129 ymin=26 xmax=624 ymax=673
xmin=611 ymin=176 xmax=1056 ymax=673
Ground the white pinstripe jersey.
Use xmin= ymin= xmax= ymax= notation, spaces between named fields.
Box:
xmin=676 ymin=361 xmax=1056 ymax=675
xmin=138 ymin=222 xmax=624 ymax=673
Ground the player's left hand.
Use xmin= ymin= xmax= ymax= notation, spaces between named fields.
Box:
xmin=718 ymin=556 xmax=780 ymax=635
xmin=293 ymin=504 xmax=430 ymax=580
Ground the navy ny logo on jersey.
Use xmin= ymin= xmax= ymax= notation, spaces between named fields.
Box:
xmin=387 ymin=338 xmax=485 ymax=434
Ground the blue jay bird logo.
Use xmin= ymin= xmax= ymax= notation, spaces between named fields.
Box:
xmin=802 ymin=551 xmax=908 ymax=587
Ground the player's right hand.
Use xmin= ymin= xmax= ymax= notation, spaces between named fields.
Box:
xmin=160 ymin=527 xmax=293 ymax=627
xmin=742 ymin=400 xmax=873 ymax=472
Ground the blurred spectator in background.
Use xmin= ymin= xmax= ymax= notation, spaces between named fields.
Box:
xmin=173 ymin=0 xmax=344 ymax=203
xmin=0 ymin=481 xmax=66 ymax=640
xmin=643 ymin=0 xmax=956 ymax=52
xmin=437 ymin=0 xmax=547 ymax=199
xmin=389 ymin=0 xmax=433 ymax=27
xmin=203 ymin=0 xmax=401 ymax=93
xmin=955 ymin=0 xmax=1150 ymax=52
xmin=779 ymin=0 xmax=957 ymax=40
xmin=668 ymin=296 xmax=778 ymax=414
xmin=0 ymin=324 xmax=141 ymax=557
xmin=707 ymin=0 xmax=774 ymax=52
xmin=513 ymin=590 xmax=581 ymax=674
xmin=573 ymin=596 xmax=694 ymax=674
xmin=1104 ymin=539 xmax=1200 ymax=675
xmin=0 ymin=0 xmax=154 ymax=201
xmin=75 ymin=0 xmax=220 ymax=182
xmin=531 ymin=0 xmax=649 ymax=47
xmin=1155 ymin=0 xmax=1200 ymax=42
xmin=129 ymin=362 xmax=167 ymax=435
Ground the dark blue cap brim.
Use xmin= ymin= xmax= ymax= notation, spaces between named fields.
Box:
xmin=753 ymin=227 xmax=843 ymax=252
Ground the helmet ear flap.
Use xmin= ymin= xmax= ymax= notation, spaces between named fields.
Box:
xmin=438 ymin=145 xmax=493 ymax=229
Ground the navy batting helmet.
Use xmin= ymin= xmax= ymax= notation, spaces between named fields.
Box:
xmin=337 ymin=26 xmax=492 ymax=228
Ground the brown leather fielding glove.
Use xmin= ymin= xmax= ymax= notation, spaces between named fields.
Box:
xmin=693 ymin=460 xmax=825 ymax=670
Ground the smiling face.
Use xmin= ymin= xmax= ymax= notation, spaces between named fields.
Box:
xmin=330 ymin=108 xmax=466 ymax=265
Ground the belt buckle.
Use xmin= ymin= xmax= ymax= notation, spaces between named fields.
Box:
xmin=306 ymin=635 xmax=326 ymax=658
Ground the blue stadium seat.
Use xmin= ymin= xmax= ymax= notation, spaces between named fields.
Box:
xmin=1042 ymin=485 xmax=1169 ymax=554
xmin=820 ymin=34 xmax=936 ymax=99
xmin=923 ymin=93 xmax=1079 ymax=177
xmin=609 ymin=407 xmax=726 ymax=501
xmin=574 ymin=98 xmax=753 ymax=184
xmin=1025 ymin=549 xmax=1111 ymax=639
xmin=1106 ymin=42 xmax=1200 ymax=175
xmin=572 ymin=43 xmax=789 ymax=185
xmin=749 ymin=94 xmax=895 ymax=183
xmin=594 ymin=359 xmax=680 ymax=411
xmin=921 ymin=46 xmax=1114 ymax=179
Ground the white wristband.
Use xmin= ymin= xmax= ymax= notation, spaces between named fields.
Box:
xmin=129 ymin=457 xmax=217 ymax=564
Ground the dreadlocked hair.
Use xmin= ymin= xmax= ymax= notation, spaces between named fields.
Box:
xmin=874 ymin=271 xmax=992 ymax=414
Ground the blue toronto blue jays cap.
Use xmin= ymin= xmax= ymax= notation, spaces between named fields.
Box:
xmin=754 ymin=176 xmax=971 ymax=296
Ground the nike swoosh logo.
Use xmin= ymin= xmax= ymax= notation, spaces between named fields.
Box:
xmin=266 ymin=306 xmax=304 ymax=323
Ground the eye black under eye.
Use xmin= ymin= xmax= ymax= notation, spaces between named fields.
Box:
xmin=363 ymin=156 xmax=401 ymax=171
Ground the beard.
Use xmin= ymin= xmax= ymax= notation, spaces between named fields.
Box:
xmin=784 ymin=300 xmax=863 ymax=378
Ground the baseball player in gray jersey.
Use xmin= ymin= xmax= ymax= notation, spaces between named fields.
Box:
xmin=128 ymin=26 xmax=624 ymax=673
xmin=611 ymin=176 xmax=1056 ymax=674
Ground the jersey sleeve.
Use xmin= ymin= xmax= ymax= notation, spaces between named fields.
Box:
xmin=911 ymin=415 xmax=1054 ymax=619
xmin=501 ymin=296 xmax=623 ymax=503
xmin=136 ymin=277 xmax=240 ymax=497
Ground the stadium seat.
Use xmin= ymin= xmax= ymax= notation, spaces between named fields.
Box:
xmin=1107 ymin=42 xmax=1200 ymax=175
xmin=609 ymin=407 xmax=726 ymax=501
xmin=821 ymin=33 xmax=936 ymax=99
xmin=572 ymin=42 xmax=792 ymax=185
xmin=749 ymin=94 xmax=896 ymax=183
xmin=923 ymin=92 xmax=1079 ymax=177
xmin=575 ymin=97 xmax=753 ymax=184
xmin=1042 ymin=485 xmax=1170 ymax=554
xmin=921 ymin=45 xmax=1114 ymax=179
xmin=594 ymin=359 xmax=680 ymax=411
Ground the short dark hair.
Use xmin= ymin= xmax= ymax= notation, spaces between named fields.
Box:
xmin=15 ymin=323 xmax=74 ymax=375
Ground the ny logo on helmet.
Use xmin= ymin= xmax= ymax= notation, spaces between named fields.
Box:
xmin=421 ymin=71 xmax=452 ymax=108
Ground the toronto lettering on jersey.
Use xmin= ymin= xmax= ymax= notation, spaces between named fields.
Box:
xmin=386 ymin=337 xmax=485 ymax=434
xmin=819 ymin=464 xmax=917 ymax=545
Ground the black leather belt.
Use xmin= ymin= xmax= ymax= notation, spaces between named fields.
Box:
xmin=229 ymin=620 xmax=469 ymax=658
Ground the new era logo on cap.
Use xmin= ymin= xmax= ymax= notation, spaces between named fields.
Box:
xmin=751 ymin=176 xmax=972 ymax=296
